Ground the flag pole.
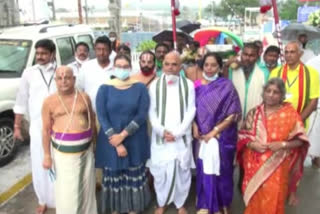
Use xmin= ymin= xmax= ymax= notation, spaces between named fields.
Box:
xmin=271 ymin=0 xmax=284 ymax=63
xmin=171 ymin=0 xmax=177 ymax=50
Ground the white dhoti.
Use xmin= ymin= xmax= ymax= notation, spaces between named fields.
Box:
xmin=52 ymin=130 xmax=97 ymax=214
xmin=150 ymin=160 xmax=191 ymax=208
xmin=308 ymin=110 xmax=320 ymax=157
xmin=30 ymin=123 xmax=55 ymax=208
xmin=148 ymin=74 xmax=196 ymax=208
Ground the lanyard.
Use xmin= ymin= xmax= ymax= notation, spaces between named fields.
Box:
xmin=38 ymin=65 xmax=56 ymax=92
xmin=282 ymin=63 xmax=304 ymax=113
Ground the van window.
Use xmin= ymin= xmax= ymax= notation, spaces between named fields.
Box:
xmin=77 ymin=35 xmax=94 ymax=50
xmin=57 ymin=37 xmax=75 ymax=65
xmin=0 ymin=39 xmax=32 ymax=77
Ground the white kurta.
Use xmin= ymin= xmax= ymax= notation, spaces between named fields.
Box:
xmin=148 ymin=75 xmax=196 ymax=207
xmin=301 ymin=49 xmax=316 ymax=64
xmin=307 ymin=56 xmax=320 ymax=157
xmin=14 ymin=63 xmax=57 ymax=207
xmin=77 ymin=59 xmax=113 ymax=112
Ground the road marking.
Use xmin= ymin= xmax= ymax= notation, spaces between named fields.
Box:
xmin=0 ymin=173 xmax=32 ymax=205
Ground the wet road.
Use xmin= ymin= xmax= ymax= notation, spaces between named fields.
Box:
xmin=1 ymin=163 xmax=320 ymax=214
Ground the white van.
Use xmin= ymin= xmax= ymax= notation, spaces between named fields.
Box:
xmin=0 ymin=24 xmax=95 ymax=165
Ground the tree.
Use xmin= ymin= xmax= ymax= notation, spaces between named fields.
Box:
xmin=278 ymin=0 xmax=301 ymax=20
xmin=204 ymin=0 xmax=259 ymax=19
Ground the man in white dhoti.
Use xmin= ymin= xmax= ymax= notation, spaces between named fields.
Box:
xmin=13 ymin=39 xmax=57 ymax=214
xmin=307 ymin=55 xmax=320 ymax=168
xmin=148 ymin=51 xmax=196 ymax=214
xmin=42 ymin=66 xmax=97 ymax=214
xmin=68 ymin=42 xmax=90 ymax=77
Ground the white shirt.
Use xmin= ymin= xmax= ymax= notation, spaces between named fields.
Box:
xmin=301 ymin=49 xmax=316 ymax=64
xmin=307 ymin=55 xmax=320 ymax=108
xmin=77 ymin=59 xmax=113 ymax=112
xmin=14 ymin=62 xmax=57 ymax=121
xmin=68 ymin=61 xmax=81 ymax=77
xmin=109 ymin=50 xmax=117 ymax=64
xmin=148 ymin=75 xmax=196 ymax=169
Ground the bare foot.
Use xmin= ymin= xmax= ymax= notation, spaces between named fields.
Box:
xmin=36 ymin=205 xmax=47 ymax=214
xmin=155 ymin=207 xmax=166 ymax=214
xmin=288 ymin=192 xmax=299 ymax=206
xmin=178 ymin=207 xmax=188 ymax=214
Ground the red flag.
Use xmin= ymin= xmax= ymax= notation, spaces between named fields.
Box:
xmin=259 ymin=0 xmax=272 ymax=13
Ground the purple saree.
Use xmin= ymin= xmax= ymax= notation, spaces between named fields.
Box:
xmin=195 ymin=77 xmax=241 ymax=213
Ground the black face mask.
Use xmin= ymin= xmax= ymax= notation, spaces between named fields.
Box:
xmin=196 ymin=59 xmax=203 ymax=68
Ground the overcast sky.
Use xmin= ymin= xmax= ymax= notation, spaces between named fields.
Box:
xmin=53 ymin=0 xmax=218 ymax=10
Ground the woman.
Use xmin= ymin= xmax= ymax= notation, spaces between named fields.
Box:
xmin=237 ymin=78 xmax=309 ymax=214
xmin=193 ymin=52 xmax=242 ymax=214
xmin=95 ymin=54 xmax=151 ymax=214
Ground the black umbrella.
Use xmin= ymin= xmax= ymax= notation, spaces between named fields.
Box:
xmin=176 ymin=20 xmax=201 ymax=34
xmin=152 ymin=29 xmax=193 ymax=44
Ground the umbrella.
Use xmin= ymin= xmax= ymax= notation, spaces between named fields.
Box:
xmin=176 ymin=20 xmax=201 ymax=34
xmin=191 ymin=27 xmax=244 ymax=48
xmin=152 ymin=29 xmax=193 ymax=44
xmin=274 ymin=23 xmax=320 ymax=41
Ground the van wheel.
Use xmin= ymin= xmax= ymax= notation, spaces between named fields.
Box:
xmin=0 ymin=117 xmax=16 ymax=166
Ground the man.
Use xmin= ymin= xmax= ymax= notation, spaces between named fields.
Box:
xmin=132 ymin=50 xmax=157 ymax=87
xmin=13 ymin=39 xmax=56 ymax=214
xmin=306 ymin=55 xmax=320 ymax=168
xmin=155 ymin=43 xmax=169 ymax=76
xmin=263 ymin=45 xmax=280 ymax=72
xmin=77 ymin=36 xmax=113 ymax=112
xmin=298 ymin=33 xmax=316 ymax=63
xmin=184 ymin=46 xmax=207 ymax=81
xmin=68 ymin=42 xmax=90 ymax=77
xmin=227 ymin=42 xmax=269 ymax=118
xmin=270 ymin=41 xmax=319 ymax=122
xmin=148 ymin=51 xmax=196 ymax=214
xmin=42 ymin=66 xmax=97 ymax=214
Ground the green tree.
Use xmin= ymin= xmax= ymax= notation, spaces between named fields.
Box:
xmin=278 ymin=0 xmax=301 ymax=20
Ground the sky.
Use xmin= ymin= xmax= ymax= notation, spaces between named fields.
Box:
xmin=53 ymin=0 xmax=218 ymax=11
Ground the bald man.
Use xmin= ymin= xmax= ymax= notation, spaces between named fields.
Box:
xmin=148 ymin=52 xmax=196 ymax=214
xmin=42 ymin=66 xmax=97 ymax=214
xmin=270 ymin=41 xmax=319 ymax=123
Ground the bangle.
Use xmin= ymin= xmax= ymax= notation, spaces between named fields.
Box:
xmin=214 ymin=126 xmax=219 ymax=132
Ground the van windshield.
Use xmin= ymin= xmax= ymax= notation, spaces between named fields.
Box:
xmin=0 ymin=39 xmax=32 ymax=77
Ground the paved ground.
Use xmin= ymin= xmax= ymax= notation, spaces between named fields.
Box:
xmin=1 ymin=164 xmax=320 ymax=214
xmin=0 ymin=143 xmax=30 ymax=194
